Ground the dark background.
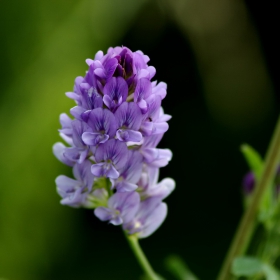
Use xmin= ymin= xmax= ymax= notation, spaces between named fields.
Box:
xmin=0 ymin=0 xmax=278 ymax=279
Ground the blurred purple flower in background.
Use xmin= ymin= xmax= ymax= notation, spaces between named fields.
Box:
xmin=53 ymin=46 xmax=175 ymax=238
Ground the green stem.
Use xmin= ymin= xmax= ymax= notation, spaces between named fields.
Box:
xmin=217 ymin=116 xmax=280 ymax=280
xmin=125 ymin=234 xmax=161 ymax=280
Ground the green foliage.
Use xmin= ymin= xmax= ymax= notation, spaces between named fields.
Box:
xmin=165 ymin=255 xmax=199 ymax=280
xmin=232 ymin=256 xmax=280 ymax=280
xmin=241 ymin=144 xmax=263 ymax=181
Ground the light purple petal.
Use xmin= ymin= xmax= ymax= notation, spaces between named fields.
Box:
xmin=138 ymin=202 xmax=167 ymax=238
xmin=94 ymin=139 xmax=128 ymax=171
xmin=108 ymin=192 xmax=140 ymax=224
xmin=82 ymin=132 xmax=109 ymax=146
xmin=94 ymin=207 xmax=116 ymax=222
xmin=142 ymin=148 xmax=172 ymax=168
xmin=70 ymin=106 xmax=86 ymax=121
xmin=116 ymin=129 xmax=142 ymax=142
xmin=53 ymin=142 xmax=75 ymax=166
xmin=123 ymin=198 xmax=167 ymax=238
xmin=91 ymin=162 xmax=119 ymax=179
xmin=115 ymin=181 xmax=138 ymax=192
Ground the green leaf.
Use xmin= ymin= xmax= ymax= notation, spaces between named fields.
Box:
xmin=232 ymin=256 xmax=263 ymax=277
xmin=241 ymin=144 xmax=263 ymax=180
xmin=165 ymin=255 xmax=199 ymax=280
xmin=262 ymin=264 xmax=280 ymax=280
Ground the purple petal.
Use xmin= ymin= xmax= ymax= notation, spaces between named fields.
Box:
xmin=114 ymin=102 xmax=143 ymax=130
xmin=103 ymin=57 xmax=118 ymax=79
xmin=86 ymin=108 xmax=117 ymax=138
xmin=138 ymin=201 xmax=167 ymax=238
xmin=134 ymin=78 xmax=152 ymax=104
xmin=94 ymin=139 xmax=128 ymax=171
xmin=91 ymin=162 xmax=119 ymax=179
xmin=94 ymin=207 xmax=116 ymax=222
xmin=108 ymin=192 xmax=140 ymax=224
xmin=71 ymin=120 xmax=89 ymax=148
xmin=152 ymin=82 xmax=167 ymax=100
xmin=123 ymin=198 xmax=167 ymax=238
xmin=119 ymin=150 xmax=143 ymax=183
xmin=53 ymin=142 xmax=75 ymax=166
xmin=116 ymin=129 xmax=142 ymax=142
xmin=142 ymin=148 xmax=172 ymax=168
xmin=103 ymin=77 xmax=128 ymax=111
xmin=147 ymin=178 xmax=175 ymax=200
xmin=73 ymin=160 xmax=94 ymax=189
xmin=82 ymin=132 xmax=109 ymax=146
xmin=152 ymin=122 xmax=169 ymax=135
xmin=94 ymin=50 xmax=104 ymax=60
xmin=115 ymin=181 xmax=138 ymax=192
xmin=70 ymin=106 xmax=86 ymax=121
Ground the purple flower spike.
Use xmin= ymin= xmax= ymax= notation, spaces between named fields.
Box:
xmin=94 ymin=192 xmax=140 ymax=225
xmin=91 ymin=139 xmax=128 ymax=179
xmin=56 ymin=160 xmax=95 ymax=208
xmin=123 ymin=198 xmax=167 ymax=238
xmin=54 ymin=46 xmax=174 ymax=238
xmin=114 ymin=102 xmax=143 ymax=142
xmin=103 ymin=77 xmax=128 ymax=111
xmin=82 ymin=108 xmax=117 ymax=146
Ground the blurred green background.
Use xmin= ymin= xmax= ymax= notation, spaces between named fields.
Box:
xmin=0 ymin=0 xmax=279 ymax=279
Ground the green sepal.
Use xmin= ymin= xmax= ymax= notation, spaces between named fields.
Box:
xmin=165 ymin=255 xmax=199 ymax=280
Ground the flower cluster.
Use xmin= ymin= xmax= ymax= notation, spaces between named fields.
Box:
xmin=53 ymin=46 xmax=175 ymax=238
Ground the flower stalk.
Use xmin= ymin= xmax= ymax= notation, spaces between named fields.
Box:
xmin=126 ymin=234 xmax=162 ymax=280
xmin=217 ymin=116 xmax=280 ymax=280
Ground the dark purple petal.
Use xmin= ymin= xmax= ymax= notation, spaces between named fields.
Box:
xmin=103 ymin=77 xmax=128 ymax=111
xmin=103 ymin=57 xmax=118 ymax=79
xmin=242 ymin=172 xmax=255 ymax=195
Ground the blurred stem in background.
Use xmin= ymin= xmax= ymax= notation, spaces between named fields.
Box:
xmin=160 ymin=0 xmax=275 ymax=131
xmin=218 ymin=116 xmax=280 ymax=279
